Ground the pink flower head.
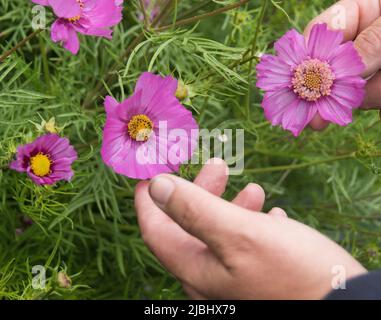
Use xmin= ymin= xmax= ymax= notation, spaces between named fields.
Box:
xmin=256 ymin=23 xmax=366 ymax=136
xmin=101 ymin=72 xmax=199 ymax=180
xmin=10 ymin=134 xmax=78 ymax=185
xmin=31 ymin=0 xmax=123 ymax=55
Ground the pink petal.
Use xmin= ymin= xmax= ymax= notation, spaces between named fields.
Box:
xmin=330 ymin=41 xmax=365 ymax=79
xmin=81 ymin=27 xmax=113 ymax=39
xmin=31 ymin=0 xmax=49 ymax=5
xmin=64 ymin=27 xmax=80 ymax=55
xmin=104 ymin=96 xmax=119 ymax=114
xmin=9 ymin=160 xmax=25 ymax=172
xmin=256 ymin=54 xmax=292 ymax=91
xmin=135 ymin=72 xmax=178 ymax=107
xmin=48 ymin=0 xmax=81 ymax=19
xmin=316 ymin=96 xmax=353 ymax=126
xmin=82 ymin=0 xmax=123 ymax=28
xmin=262 ymin=88 xmax=298 ymax=125
xmin=281 ymin=99 xmax=317 ymax=136
xmin=274 ymin=29 xmax=307 ymax=66
xmin=331 ymin=77 xmax=366 ymax=108
xmin=51 ymin=19 xmax=69 ymax=43
xmin=307 ymin=23 xmax=343 ymax=61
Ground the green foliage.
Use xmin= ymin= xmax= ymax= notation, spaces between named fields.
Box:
xmin=0 ymin=0 xmax=381 ymax=299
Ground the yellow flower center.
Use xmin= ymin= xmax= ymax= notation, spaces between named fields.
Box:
xmin=292 ymin=59 xmax=335 ymax=102
xmin=127 ymin=115 xmax=154 ymax=142
xmin=67 ymin=15 xmax=81 ymax=23
xmin=67 ymin=0 xmax=84 ymax=23
xmin=30 ymin=153 xmax=52 ymax=177
xmin=303 ymin=71 xmax=323 ymax=90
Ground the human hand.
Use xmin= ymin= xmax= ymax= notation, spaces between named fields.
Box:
xmin=305 ymin=0 xmax=381 ymax=130
xmin=135 ymin=159 xmax=366 ymax=299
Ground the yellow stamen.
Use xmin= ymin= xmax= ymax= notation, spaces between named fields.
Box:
xmin=67 ymin=15 xmax=81 ymax=23
xmin=67 ymin=0 xmax=84 ymax=23
xmin=303 ymin=71 xmax=322 ymax=90
xmin=30 ymin=153 xmax=52 ymax=177
xmin=127 ymin=115 xmax=154 ymax=142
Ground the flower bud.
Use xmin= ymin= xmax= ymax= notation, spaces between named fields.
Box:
xmin=175 ymin=81 xmax=188 ymax=100
xmin=57 ymin=271 xmax=72 ymax=289
xmin=43 ymin=118 xmax=58 ymax=134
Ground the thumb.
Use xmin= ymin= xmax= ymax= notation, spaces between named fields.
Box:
xmin=354 ymin=17 xmax=381 ymax=78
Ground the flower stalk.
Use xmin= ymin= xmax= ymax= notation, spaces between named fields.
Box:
xmin=0 ymin=29 xmax=43 ymax=63
xmin=245 ymin=0 xmax=268 ymax=117
xmin=244 ymin=152 xmax=381 ymax=174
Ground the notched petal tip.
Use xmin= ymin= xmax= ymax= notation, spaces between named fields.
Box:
xmin=104 ymin=96 xmax=119 ymax=113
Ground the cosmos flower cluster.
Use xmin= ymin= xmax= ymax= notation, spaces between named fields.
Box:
xmin=9 ymin=3 xmax=367 ymax=185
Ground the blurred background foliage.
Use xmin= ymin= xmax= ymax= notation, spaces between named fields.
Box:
xmin=0 ymin=0 xmax=381 ymax=299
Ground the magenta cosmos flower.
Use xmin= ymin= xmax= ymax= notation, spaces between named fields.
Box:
xmin=256 ymin=23 xmax=366 ymax=136
xmin=31 ymin=0 xmax=123 ymax=54
xmin=10 ymin=134 xmax=78 ymax=185
xmin=101 ymin=72 xmax=199 ymax=180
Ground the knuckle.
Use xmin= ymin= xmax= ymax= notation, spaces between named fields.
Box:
xmin=222 ymin=230 xmax=256 ymax=271
xmin=177 ymin=196 xmax=209 ymax=234
xmin=180 ymin=199 xmax=202 ymax=233
xmin=356 ymin=25 xmax=381 ymax=58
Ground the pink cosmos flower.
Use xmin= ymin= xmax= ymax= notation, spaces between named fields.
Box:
xmin=31 ymin=0 xmax=123 ymax=55
xmin=256 ymin=23 xmax=366 ymax=136
xmin=101 ymin=72 xmax=199 ymax=180
xmin=10 ymin=134 xmax=78 ymax=185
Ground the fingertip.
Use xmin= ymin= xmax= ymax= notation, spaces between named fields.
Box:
xmin=205 ymin=157 xmax=229 ymax=176
xmin=245 ymin=183 xmax=265 ymax=199
xmin=206 ymin=157 xmax=227 ymax=166
xmin=268 ymin=207 xmax=288 ymax=218
xmin=232 ymin=183 xmax=266 ymax=212
xmin=309 ymin=114 xmax=329 ymax=131
xmin=148 ymin=174 xmax=176 ymax=209
xmin=136 ymin=180 xmax=149 ymax=193
xmin=194 ymin=158 xmax=229 ymax=195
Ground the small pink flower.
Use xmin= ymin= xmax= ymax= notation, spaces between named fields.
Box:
xmin=101 ymin=72 xmax=199 ymax=180
xmin=256 ymin=23 xmax=366 ymax=136
xmin=10 ymin=134 xmax=78 ymax=185
xmin=31 ymin=0 xmax=123 ymax=54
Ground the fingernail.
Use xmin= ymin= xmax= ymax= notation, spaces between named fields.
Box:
xmin=206 ymin=157 xmax=224 ymax=165
xmin=149 ymin=176 xmax=175 ymax=208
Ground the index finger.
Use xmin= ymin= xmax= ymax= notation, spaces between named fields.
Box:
xmin=148 ymin=174 xmax=256 ymax=259
xmin=304 ymin=0 xmax=381 ymax=40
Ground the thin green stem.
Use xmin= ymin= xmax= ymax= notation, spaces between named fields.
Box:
xmin=0 ymin=29 xmax=43 ymax=63
xmin=82 ymin=0 xmax=175 ymax=109
xmin=39 ymin=36 xmax=51 ymax=90
xmin=172 ymin=0 xmax=178 ymax=30
xmin=138 ymin=0 xmax=150 ymax=28
xmin=177 ymin=0 xmax=214 ymax=20
xmin=245 ymin=0 xmax=268 ymax=118
xmin=245 ymin=153 xmax=361 ymax=174
xmin=156 ymin=0 xmax=250 ymax=31
xmin=82 ymin=0 xmax=248 ymax=109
